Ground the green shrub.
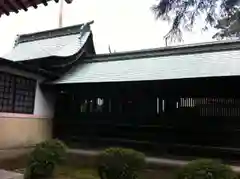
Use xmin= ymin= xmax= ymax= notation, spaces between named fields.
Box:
xmin=24 ymin=139 xmax=67 ymax=179
xmin=176 ymin=159 xmax=237 ymax=179
xmin=98 ymin=147 xmax=146 ymax=179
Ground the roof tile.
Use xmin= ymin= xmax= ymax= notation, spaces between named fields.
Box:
xmin=3 ymin=22 xmax=93 ymax=61
xmin=54 ymin=49 xmax=240 ymax=84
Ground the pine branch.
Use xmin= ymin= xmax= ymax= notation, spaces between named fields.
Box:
xmin=152 ymin=0 xmax=240 ymax=43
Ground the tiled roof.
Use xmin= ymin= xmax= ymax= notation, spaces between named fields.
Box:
xmin=3 ymin=21 xmax=93 ymax=61
xmin=53 ymin=40 xmax=240 ymax=84
xmin=0 ymin=0 xmax=73 ymax=17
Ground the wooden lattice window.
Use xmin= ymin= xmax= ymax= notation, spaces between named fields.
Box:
xmin=0 ymin=72 xmax=36 ymax=114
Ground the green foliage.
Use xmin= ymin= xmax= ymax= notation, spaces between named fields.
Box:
xmin=176 ymin=159 xmax=237 ymax=179
xmin=152 ymin=0 xmax=240 ymax=44
xmin=24 ymin=139 xmax=67 ymax=179
xmin=98 ymin=147 xmax=146 ymax=179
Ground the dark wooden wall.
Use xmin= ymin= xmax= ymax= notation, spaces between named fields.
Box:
xmin=52 ymin=76 xmax=240 ymax=159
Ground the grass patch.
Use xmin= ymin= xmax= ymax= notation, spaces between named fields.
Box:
xmin=12 ymin=164 xmax=177 ymax=179
xmin=54 ymin=166 xmax=100 ymax=179
xmin=53 ymin=166 xmax=175 ymax=179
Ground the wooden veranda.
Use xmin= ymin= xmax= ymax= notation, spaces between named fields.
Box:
xmin=52 ymin=76 xmax=240 ymax=158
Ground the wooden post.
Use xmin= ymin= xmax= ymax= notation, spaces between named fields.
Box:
xmin=59 ymin=0 xmax=64 ymax=28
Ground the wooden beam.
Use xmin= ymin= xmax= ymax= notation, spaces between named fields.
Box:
xmin=0 ymin=4 xmax=10 ymax=15
xmin=5 ymin=0 xmax=18 ymax=13
xmin=31 ymin=0 xmax=38 ymax=9
xmin=15 ymin=0 xmax=27 ymax=11
xmin=65 ymin=0 xmax=73 ymax=4
xmin=42 ymin=0 xmax=48 ymax=6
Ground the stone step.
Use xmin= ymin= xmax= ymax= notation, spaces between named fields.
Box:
xmin=0 ymin=169 xmax=23 ymax=179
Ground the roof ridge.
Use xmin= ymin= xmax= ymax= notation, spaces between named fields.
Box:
xmin=83 ymin=39 xmax=240 ymax=63
xmin=95 ymin=39 xmax=240 ymax=57
xmin=16 ymin=21 xmax=94 ymax=44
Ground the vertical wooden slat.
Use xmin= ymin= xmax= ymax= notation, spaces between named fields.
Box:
xmin=216 ymin=97 xmax=218 ymax=116
xmin=85 ymin=99 xmax=89 ymax=113
xmin=162 ymin=99 xmax=165 ymax=112
xmin=88 ymin=98 xmax=92 ymax=113
xmin=221 ymin=98 xmax=222 ymax=117
xmin=119 ymin=100 xmax=122 ymax=113
xmin=203 ymin=98 xmax=205 ymax=116
xmin=238 ymin=99 xmax=239 ymax=116
xmin=214 ymin=97 xmax=216 ymax=116
xmin=228 ymin=98 xmax=230 ymax=117
xmin=224 ymin=99 xmax=226 ymax=117
xmin=109 ymin=99 xmax=111 ymax=112
xmin=234 ymin=98 xmax=236 ymax=117
xmin=205 ymin=98 xmax=207 ymax=116
xmin=227 ymin=98 xmax=229 ymax=117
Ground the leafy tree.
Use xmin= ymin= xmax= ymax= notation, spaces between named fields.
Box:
xmin=152 ymin=0 xmax=240 ymax=43
xmin=213 ymin=9 xmax=240 ymax=39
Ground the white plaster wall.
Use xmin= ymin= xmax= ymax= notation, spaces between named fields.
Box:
xmin=0 ymin=66 xmax=56 ymax=118
xmin=0 ymin=66 xmax=54 ymax=148
xmin=34 ymin=82 xmax=56 ymax=118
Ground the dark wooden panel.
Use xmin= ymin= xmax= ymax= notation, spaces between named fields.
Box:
xmin=53 ymin=77 xmax=240 ymax=158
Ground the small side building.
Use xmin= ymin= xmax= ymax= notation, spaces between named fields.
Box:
xmin=0 ymin=59 xmax=53 ymax=148
xmin=0 ymin=21 xmax=95 ymax=149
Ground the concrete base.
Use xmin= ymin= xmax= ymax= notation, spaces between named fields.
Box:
xmin=0 ymin=113 xmax=52 ymax=149
xmin=0 ymin=170 xmax=23 ymax=179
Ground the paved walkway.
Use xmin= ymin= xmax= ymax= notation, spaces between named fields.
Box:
xmin=0 ymin=147 xmax=240 ymax=173
xmin=0 ymin=169 xmax=23 ymax=179
xmin=68 ymin=149 xmax=240 ymax=172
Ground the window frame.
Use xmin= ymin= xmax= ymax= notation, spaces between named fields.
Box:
xmin=0 ymin=71 xmax=36 ymax=114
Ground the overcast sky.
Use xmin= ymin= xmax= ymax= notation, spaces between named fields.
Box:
xmin=0 ymin=0 xmax=217 ymax=56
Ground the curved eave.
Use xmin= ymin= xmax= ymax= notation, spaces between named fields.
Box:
xmin=4 ymin=30 xmax=92 ymax=62
xmin=0 ymin=0 xmax=73 ymax=17
xmin=0 ymin=57 xmax=58 ymax=79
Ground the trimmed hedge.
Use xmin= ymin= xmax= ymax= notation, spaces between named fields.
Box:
xmin=98 ymin=147 xmax=146 ymax=179
xmin=24 ymin=139 xmax=67 ymax=179
xmin=176 ymin=159 xmax=237 ymax=179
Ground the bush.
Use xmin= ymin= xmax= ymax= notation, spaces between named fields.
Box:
xmin=24 ymin=139 xmax=67 ymax=179
xmin=98 ymin=147 xmax=146 ymax=179
xmin=176 ymin=159 xmax=237 ymax=179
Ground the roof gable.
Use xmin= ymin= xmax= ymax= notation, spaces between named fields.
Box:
xmin=16 ymin=23 xmax=86 ymax=44
xmin=3 ymin=21 xmax=95 ymax=62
